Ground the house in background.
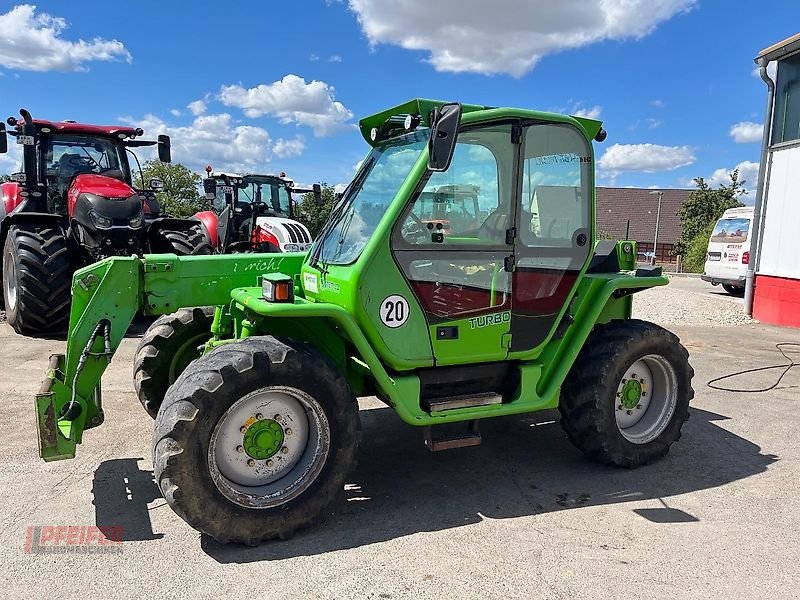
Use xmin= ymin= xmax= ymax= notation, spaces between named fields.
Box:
xmin=751 ymin=33 xmax=800 ymax=328
xmin=595 ymin=187 xmax=691 ymax=264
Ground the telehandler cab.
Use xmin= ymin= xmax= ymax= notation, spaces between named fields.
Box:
xmin=34 ymin=99 xmax=693 ymax=545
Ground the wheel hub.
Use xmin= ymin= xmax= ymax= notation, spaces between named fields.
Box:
xmin=620 ymin=377 xmax=643 ymax=409
xmin=243 ymin=418 xmax=284 ymax=460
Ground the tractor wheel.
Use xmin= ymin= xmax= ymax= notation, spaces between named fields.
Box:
xmin=559 ymin=319 xmax=693 ymax=467
xmin=2 ymin=224 xmax=72 ymax=336
xmin=133 ymin=306 xmax=215 ymax=418
xmin=722 ymin=284 xmax=744 ymax=296
xmin=162 ymin=224 xmax=213 ymax=255
xmin=153 ymin=336 xmax=361 ymax=545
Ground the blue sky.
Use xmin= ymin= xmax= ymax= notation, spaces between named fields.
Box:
xmin=1 ymin=1 xmax=797 ymax=201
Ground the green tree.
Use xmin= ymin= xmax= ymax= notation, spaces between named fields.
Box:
xmin=295 ymin=183 xmax=336 ymax=238
xmin=0 ymin=174 xmax=10 ymax=183
xmin=674 ymin=169 xmax=747 ymax=257
xmin=137 ymin=160 xmax=209 ymax=218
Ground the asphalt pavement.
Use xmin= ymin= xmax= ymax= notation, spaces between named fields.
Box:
xmin=1 ymin=277 xmax=798 ymax=599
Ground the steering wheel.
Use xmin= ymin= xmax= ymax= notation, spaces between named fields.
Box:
xmin=402 ymin=212 xmax=428 ymax=244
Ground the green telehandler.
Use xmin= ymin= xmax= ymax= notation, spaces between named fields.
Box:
xmin=34 ymin=99 xmax=693 ymax=545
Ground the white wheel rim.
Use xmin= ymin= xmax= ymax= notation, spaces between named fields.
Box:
xmin=614 ymin=354 xmax=678 ymax=445
xmin=3 ymin=248 xmax=17 ymax=311
xmin=208 ymin=386 xmax=330 ymax=509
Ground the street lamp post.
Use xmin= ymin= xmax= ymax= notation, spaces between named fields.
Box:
xmin=649 ymin=190 xmax=664 ymax=266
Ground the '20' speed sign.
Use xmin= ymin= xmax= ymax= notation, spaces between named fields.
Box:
xmin=379 ymin=295 xmax=409 ymax=328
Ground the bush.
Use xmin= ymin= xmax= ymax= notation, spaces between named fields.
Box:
xmin=683 ymin=224 xmax=713 ymax=273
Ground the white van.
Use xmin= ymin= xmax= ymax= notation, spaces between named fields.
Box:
xmin=701 ymin=206 xmax=755 ymax=295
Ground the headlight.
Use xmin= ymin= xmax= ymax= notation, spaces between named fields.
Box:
xmin=129 ymin=215 xmax=143 ymax=228
xmin=88 ymin=209 xmax=112 ymax=229
xmin=283 ymin=243 xmax=300 ymax=252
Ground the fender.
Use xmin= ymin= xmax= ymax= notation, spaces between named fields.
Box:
xmin=1 ymin=181 xmax=22 ymax=220
xmin=146 ymin=216 xmax=201 ymax=235
xmin=192 ymin=210 xmax=218 ymax=248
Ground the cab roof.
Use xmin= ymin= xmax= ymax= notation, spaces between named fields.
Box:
xmin=358 ymin=98 xmax=604 ymax=146
xmin=29 ymin=119 xmax=140 ymax=138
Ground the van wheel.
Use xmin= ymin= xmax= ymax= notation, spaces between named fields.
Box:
xmin=722 ymin=284 xmax=744 ymax=296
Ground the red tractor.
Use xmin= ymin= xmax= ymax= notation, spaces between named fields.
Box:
xmin=0 ymin=109 xmax=211 ymax=336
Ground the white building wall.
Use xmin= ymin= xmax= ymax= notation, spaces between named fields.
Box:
xmin=759 ymin=144 xmax=800 ymax=279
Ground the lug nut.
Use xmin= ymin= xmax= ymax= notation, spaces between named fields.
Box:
xmin=618 ymin=405 xmax=623 ymax=410
xmin=240 ymin=426 xmax=247 ymax=434
xmin=626 ymin=410 xmax=632 ymax=415
xmin=285 ymin=428 xmax=293 ymax=436
xmin=281 ymin=446 xmax=289 ymax=454
xmin=236 ymin=445 xmax=244 ymax=453
xmin=636 ymin=404 xmax=642 ymax=409
xmin=247 ymin=459 xmax=255 ymax=467
xmin=267 ymin=460 xmax=273 ymax=467
xmin=256 ymin=413 xmax=263 ymax=420
xmin=274 ymin=414 xmax=283 ymax=423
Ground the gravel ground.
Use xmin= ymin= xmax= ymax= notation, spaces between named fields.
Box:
xmin=634 ymin=276 xmax=754 ymax=328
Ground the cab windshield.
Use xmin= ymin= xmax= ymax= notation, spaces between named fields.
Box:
xmin=315 ymin=129 xmax=429 ymax=265
xmin=238 ymin=178 xmax=291 ymax=216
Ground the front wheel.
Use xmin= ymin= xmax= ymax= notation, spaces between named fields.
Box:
xmin=157 ymin=224 xmax=213 ymax=255
xmin=559 ymin=320 xmax=694 ymax=467
xmin=153 ymin=336 xmax=361 ymax=545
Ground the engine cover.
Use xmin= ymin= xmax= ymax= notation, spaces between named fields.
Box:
xmin=253 ymin=216 xmax=313 ymax=252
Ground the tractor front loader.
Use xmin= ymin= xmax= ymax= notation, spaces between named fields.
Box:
xmin=34 ymin=99 xmax=694 ymax=545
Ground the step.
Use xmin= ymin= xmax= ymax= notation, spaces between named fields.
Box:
xmin=426 ymin=392 xmax=503 ymax=412
xmin=424 ymin=420 xmax=482 ymax=451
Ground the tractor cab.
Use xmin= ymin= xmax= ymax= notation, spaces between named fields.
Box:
xmin=201 ymin=168 xmax=320 ymax=253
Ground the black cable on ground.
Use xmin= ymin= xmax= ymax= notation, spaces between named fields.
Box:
xmin=707 ymin=343 xmax=800 ymax=393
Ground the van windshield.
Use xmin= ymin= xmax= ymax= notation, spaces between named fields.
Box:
xmin=710 ymin=217 xmax=751 ymax=243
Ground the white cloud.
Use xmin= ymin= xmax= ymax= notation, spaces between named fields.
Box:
xmin=0 ymin=143 xmax=21 ymax=174
xmin=650 ymin=99 xmax=666 ymax=108
xmin=706 ymin=160 xmax=760 ymax=196
xmin=170 ymin=109 xmax=182 ymax=117
xmin=333 ymin=183 xmax=348 ymax=194
xmin=219 ymin=74 xmax=353 ymax=136
xmin=187 ymin=100 xmax=207 ymax=116
xmin=328 ymin=54 xmax=342 ymax=62
xmin=346 ymin=0 xmax=695 ymax=76
xmin=573 ymin=105 xmax=602 ymax=120
xmin=309 ymin=53 xmax=320 ymax=61
xmin=646 ymin=118 xmax=663 ymax=129
xmin=120 ymin=113 xmax=273 ymax=173
xmin=273 ymin=136 xmax=306 ymax=159
xmin=0 ymin=4 xmax=131 ymax=71
xmin=598 ymin=143 xmax=695 ymax=173
xmin=729 ymin=121 xmax=763 ymax=144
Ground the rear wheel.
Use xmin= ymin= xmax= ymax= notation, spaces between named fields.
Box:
xmin=133 ymin=306 xmax=215 ymax=418
xmin=722 ymin=283 xmax=744 ymax=296
xmin=2 ymin=224 xmax=72 ymax=336
xmin=153 ymin=336 xmax=361 ymax=544
xmin=159 ymin=224 xmax=213 ymax=255
xmin=559 ymin=319 xmax=693 ymax=467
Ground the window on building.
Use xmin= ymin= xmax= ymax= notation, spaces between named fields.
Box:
xmin=773 ymin=52 xmax=800 ymax=145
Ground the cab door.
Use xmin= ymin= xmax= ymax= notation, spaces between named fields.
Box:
xmin=510 ymin=122 xmax=594 ymax=354
xmin=392 ymin=122 xmax=518 ymax=366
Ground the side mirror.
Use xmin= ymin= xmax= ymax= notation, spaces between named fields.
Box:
xmin=157 ymin=134 xmax=171 ymax=163
xmin=203 ymin=177 xmax=217 ymax=199
xmin=10 ymin=172 xmax=27 ymax=183
xmin=313 ymin=183 xmax=322 ymax=205
xmin=0 ymin=123 xmax=6 ymax=154
xmin=149 ymin=177 xmax=164 ymax=191
xmin=428 ymin=102 xmax=461 ymax=172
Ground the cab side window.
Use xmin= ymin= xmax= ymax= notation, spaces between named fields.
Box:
xmin=519 ymin=124 xmax=592 ymax=268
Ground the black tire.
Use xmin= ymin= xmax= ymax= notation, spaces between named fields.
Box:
xmin=722 ymin=283 xmax=744 ymax=296
xmin=160 ymin=224 xmax=213 ymax=255
xmin=2 ymin=224 xmax=72 ymax=336
xmin=133 ymin=306 xmax=215 ymax=418
xmin=153 ymin=336 xmax=361 ymax=545
xmin=559 ymin=319 xmax=694 ymax=467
